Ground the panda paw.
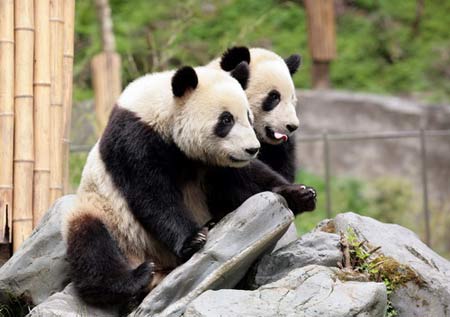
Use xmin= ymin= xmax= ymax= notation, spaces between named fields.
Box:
xmin=179 ymin=227 xmax=208 ymax=262
xmin=273 ymin=184 xmax=317 ymax=215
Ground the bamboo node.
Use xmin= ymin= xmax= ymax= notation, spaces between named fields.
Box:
xmin=63 ymin=54 xmax=74 ymax=59
xmin=0 ymin=112 xmax=14 ymax=117
xmin=49 ymin=18 xmax=64 ymax=24
xmin=50 ymin=103 xmax=63 ymax=107
xmin=14 ymin=27 xmax=35 ymax=32
xmin=12 ymin=218 xmax=33 ymax=223
xmin=14 ymin=94 xmax=33 ymax=99
xmin=33 ymin=169 xmax=50 ymax=173
xmin=33 ymin=82 xmax=51 ymax=87
xmin=50 ymin=186 xmax=64 ymax=190
xmin=0 ymin=39 xmax=14 ymax=45
xmin=0 ymin=186 xmax=14 ymax=190
xmin=13 ymin=159 xmax=34 ymax=164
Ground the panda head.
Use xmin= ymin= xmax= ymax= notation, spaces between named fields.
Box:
xmin=219 ymin=47 xmax=301 ymax=145
xmin=171 ymin=63 xmax=260 ymax=167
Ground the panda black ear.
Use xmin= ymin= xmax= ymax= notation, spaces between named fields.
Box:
xmin=220 ymin=46 xmax=251 ymax=72
xmin=285 ymin=54 xmax=301 ymax=75
xmin=230 ymin=61 xmax=250 ymax=90
xmin=172 ymin=66 xmax=198 ymax=97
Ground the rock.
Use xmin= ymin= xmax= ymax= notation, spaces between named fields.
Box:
xmin=131 ymin=192 xmax=294 ymax=317
xmin=331 ymin=212 xmax=450 ymax=317
xmin=250 ymin=231 xmax=342 ymax=288
xmin=184 ymin=265 xmax=387 ymax=317
xmin=0 ymin=196 xmax=74 ymax=304
xmin=27 ymin=283 xmax=118 ymax=317
xmin=272 ymin=222 xmax=297 ymax=252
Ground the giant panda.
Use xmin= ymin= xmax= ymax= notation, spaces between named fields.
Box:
xmin=203 ymin=47 xmax=316 ymax=219
xmin=209 ymin=47 xmax=301 ymax=182
xmin=62 ymin=63 xmax=260 ymax=307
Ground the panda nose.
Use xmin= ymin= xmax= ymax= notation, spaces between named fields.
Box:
xmin=286 ymin=124 xmax=298 ymax=132
xmin=245 ymin=147 xmax=260 ymax=156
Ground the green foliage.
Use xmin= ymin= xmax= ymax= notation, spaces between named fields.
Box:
xmin=294 ymin=170 xmax=370 ymax=234
xmin=74 ymin=0 xmax=450 ymax=103
xmin=69 ymin=152 xmax=89 ymax=193
xmin=294 ymin=171 xmax=418 ymax=236
xmin=343 ymin=228 xmax=421 ymax=317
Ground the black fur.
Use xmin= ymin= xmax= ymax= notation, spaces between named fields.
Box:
xmin=205 ymin=158 xmax=315 ymax=220
xmin=214 ymin=111 xmax=235 ymax=138
xmin=66 ymin=213 xmax=153 ymax=308
xmin=172 ymin=66 xmax=198 ymax=97
xmin=285 ymin=54 xmax=301 ymax=75
xmin=220 ymin=46 xmax=251 ymax=71
xmin=99 ymin=105 xmax=204 ymax=259
xmin=258 ymin=135 xmax=297 ymax=183
xmin=230 ymin=61 xmax=250 ymax=90
xmin=262 ymin=90 xmax=281 ymax=112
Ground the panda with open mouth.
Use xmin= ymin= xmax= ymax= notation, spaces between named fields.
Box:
xmin=203 ymin=47 xmax=317 ymax=220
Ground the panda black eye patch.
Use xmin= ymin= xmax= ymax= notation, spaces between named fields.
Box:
xmin=262 ymin=90 xmax=281 ymax=112
xmin=214 ymin=111 xmax=235 ymax=138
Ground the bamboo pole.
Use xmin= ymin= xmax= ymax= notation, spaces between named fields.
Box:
xmin=13 ymin=0 xmax=34 ymax=252
xmin=62 ymin=0 xmax=75 ymax=194
xmin=304 ymin=0 xmax=336 ymax=89
xmin=49 ymin=0 xmax=64 ymax=203
xmin=33 ymin=0 xmax=51 ymax=227
xmin=92 ymin=0 xmax=121 ymax=135
xmin=0 ymin=0 xmax=15 ymax=244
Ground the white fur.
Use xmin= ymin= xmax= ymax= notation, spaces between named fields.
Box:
xmin=64 ymin=66 xmax=260 ymax=273
xmin=118 ymin=66 xmax=260 ymax=166
xmin=209 ymin=48 xmax=300 ymax=145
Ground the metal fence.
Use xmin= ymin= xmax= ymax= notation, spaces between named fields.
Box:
xmin=297 ymin=129 xmax=450 ymax=247
xmin=70 ymin=129 xmax=450 ymax=247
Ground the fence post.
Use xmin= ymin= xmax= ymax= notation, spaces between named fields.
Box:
xmin=323 ymin=132 xmax=332 ymax=218
xmin=420 ymin=128 xmax=431 ymax=246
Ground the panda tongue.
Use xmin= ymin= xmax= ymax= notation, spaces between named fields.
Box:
xmin=274 ymin=132 xmax=288 ymax=142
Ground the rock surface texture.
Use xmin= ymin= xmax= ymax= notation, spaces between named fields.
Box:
xmin=2 ymin=194 xmax=450 ymax=317
xmin=0 ymin=196 xmax=74 ymax=304
xmin=27 ymin=283 xmax=118 ymax=317
xmin=131 ymin=192 xmax=294 ymax=317
xmin=330 ymin=212 xmax=450 ymax=317
xmin=184 ymin=265 xmax=387 ymax=317
xmin=250 ymin=231 xmax=342 ymax=288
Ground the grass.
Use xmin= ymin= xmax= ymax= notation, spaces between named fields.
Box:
xmin=73 ymin=0 xmax=450 ymax=104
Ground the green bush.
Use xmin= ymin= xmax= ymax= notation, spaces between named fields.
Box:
xmin=73 ymin=0 xmax=450 ymax=103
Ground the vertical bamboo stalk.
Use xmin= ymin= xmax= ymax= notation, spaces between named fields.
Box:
xmin=33 ymin=0 xmax=51 ymax=227
xmin=93 ymin=0 xmax=121 ymax=135
xmin=0 ymin=0 xmax=15 ymax=243
xmin=49 ymin=0 xmax=64 ymax=203
xmin=13 ymin=0 xmax=34 ymax=252
xmin=62 ymin=0 xmax=75 ymax=194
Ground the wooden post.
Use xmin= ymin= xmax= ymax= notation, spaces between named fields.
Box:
xmin=92 ymin=0 xmax=121 ymax=135
xmin=305 ymin=0 xmax=336 ymax=89
xmin=33 ymin=0 xmax=51 ymax=226
xmin=13 ymin=0 xmax=34 ymax=252
xmin=62 ymin=0 xmax=75 ymax=194
xmin=49 ymin=0 xmax=64 ymax=203
xmin=0 ymin=0 xmax=15 ymax=244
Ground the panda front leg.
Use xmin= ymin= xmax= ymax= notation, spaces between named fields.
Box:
xmin=206 ymin=160 xmax=316 ymax=218
xmin=65 ymin=210 xmax=154 ymax=307
xmin=247 ymin=159 xmax=317 ymax=215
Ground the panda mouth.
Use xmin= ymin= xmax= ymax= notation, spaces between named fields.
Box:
xmin=229 ymin=155 xmax=249 ymax=163
xmin=265 ymin=127 xmax=288 ymax=142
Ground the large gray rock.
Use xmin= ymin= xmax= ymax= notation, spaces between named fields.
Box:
xmin=131 ymin=192 xmax=294 ymax=317
xmin=332 ymin=212 xmax=450 ymax=317
xmin=27 ymin=283 xmax=118 ymax=317
xmin=184 ymin=265 xmax=387 ymax=317
xmin=0 ymin=196 xmax=74 ymax=304
xmin=250 ymin=231 xmax=342 ymax=288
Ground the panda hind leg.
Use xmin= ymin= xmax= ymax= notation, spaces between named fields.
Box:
xmin=66 ymin=212 xmax=154 ymax=307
